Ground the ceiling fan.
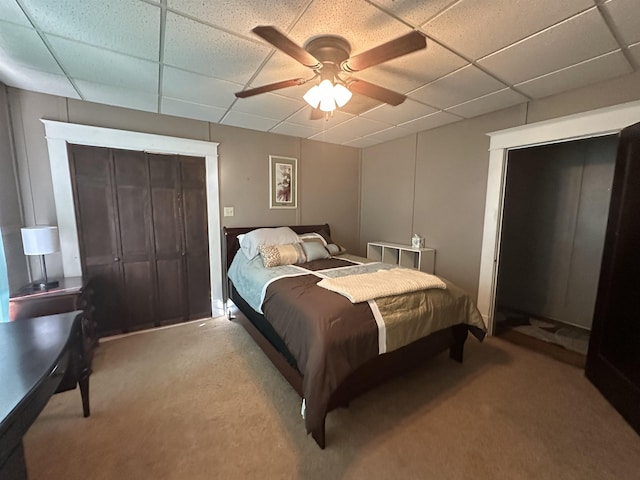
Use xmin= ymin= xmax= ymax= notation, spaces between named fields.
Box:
xmin=235 ymin=26 xmax=427 ymax=117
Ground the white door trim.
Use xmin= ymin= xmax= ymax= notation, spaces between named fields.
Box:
xmin=478 ymin=99 xmax=640 ymax=334
xmin=41 ymin=120 xmax=224 ymax=317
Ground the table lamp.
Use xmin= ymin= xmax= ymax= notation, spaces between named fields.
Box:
xmin=21 ymin=226 xmax=60 ymax=290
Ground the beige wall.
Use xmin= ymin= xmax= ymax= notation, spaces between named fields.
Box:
xmin=6 ymin=88 xmax=361 ymax=283
xmin=0 ymin=85 xmax=29 ymax=291
xmin=361 ymin=70 xmax=640 ymax=302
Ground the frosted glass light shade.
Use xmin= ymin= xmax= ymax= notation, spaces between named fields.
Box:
xmin=21 ymin=226 xmax=60 ymax=255
xmin=303 ymin=85 xmax=321 ymax=108
xmin=333 ymin=83 xmax=352 ymax=107
xmin=303 ymin=79 xmax=352 ymax=112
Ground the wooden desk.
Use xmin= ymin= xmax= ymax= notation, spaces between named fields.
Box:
xmin=0 ymin=312 xmax=88 ymax=479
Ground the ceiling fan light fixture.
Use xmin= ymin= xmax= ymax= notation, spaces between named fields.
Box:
xmin=303 ymin=84 xmax=321 ymax=108
xmin=333 ymin=83 xmax=352 ymax=107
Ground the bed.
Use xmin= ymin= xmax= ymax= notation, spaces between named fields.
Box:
xmin=223 ymin=224 xmax=486 ymax=448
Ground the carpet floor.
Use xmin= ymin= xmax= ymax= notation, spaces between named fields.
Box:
xmin=24 ymin=316 xmax=640 ymax=480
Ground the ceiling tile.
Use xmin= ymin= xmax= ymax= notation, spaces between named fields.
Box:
xmin=308 ymin=127 xmax=357 ymax=145
xmin=424 ymin=0 xmax=594 ymax=60
xmin=168 ymin=0 xmax=308 ymax=38
xmin=270 ymin=122 xmax=323 ymax=138
xmin=354 ymin=41 xmax=469 ymax=94
xmin=515 ymin=50 xmax=633 ymax=99
xmin=0 ymin=2 xmax=31 ymax=27
xmin=287 ymin=0 xmax=413 ymax=54
xmin=164 ymin=12 xmax=270 ymax=83
xmin=409 ymin=65 xmax=506 ymax=109
xmin=399 ymin=111 xmax=461 ymax=132
xmin=76 ymin=81 xmax=158 ymax=112
xmin=365 ymin=126 xmax=414 ymax=143
xmin=446 ymin=88 xmax=528 ymax=118
xmin=0 ymin=22 xmax=63 ymax=74
xmin=249 ymin=50 xmax=314 ymax=91
xmin=338 ymin=93 xmax=382 ymax=116
xmin=344 ymin=136 xmax=383 ymax=148
xmin=21 ymin=0 xmax=161 ymax=60
xmin=231 ymin=92 xmax=307 ymax=119
xmin=161 ymin=97 xmax=227 ymax=123
xmin=221 ymin=110 xmax=280 ymax=131
xmin=629 ymin=42 xmax=640 ymax=66
xmin=362 ymin=99 xmax=438 ymax=125
xmin=0 ymin=66 xmax=79 ymax=99
xmin=47 ymin=35 xmax=159 ymax=93
xmin=162 ymin=66 xmax=241 ymax=109
xmin=318 ymin=117 xmax=394 ymax=140
xmin=603 ymin=0 xmax=640 ymax=45
xmin=478 ymin=8 xmax=619 ymax=84
xmin=285 ymin=107 xmax=353 ymax=128
xmin=368 ymin=0 xmax=458 ymax=27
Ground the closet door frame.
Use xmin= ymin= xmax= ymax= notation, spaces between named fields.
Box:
xmin=42 ymin=120 xmax=223 ymax=318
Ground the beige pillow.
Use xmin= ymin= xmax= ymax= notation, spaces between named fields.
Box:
xmin=259 ymin=243 xmax=307 ymax=267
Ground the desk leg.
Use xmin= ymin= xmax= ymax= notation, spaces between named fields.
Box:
xmin=79 ymin=369 xmax=91 ymax=417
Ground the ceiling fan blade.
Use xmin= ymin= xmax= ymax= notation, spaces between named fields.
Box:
xmin=342 ymin=31 xmax=426 ymax=73
xmin=235 ymin=78 xmax=307 ymax=98
xmin=347 ymin=79 xmax=406 ymax=106
xmin=252 ymin=26 xmax=321 ymax=68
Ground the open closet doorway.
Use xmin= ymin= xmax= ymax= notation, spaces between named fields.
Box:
xmin=493 ymin=136 xmax=618 ymax=367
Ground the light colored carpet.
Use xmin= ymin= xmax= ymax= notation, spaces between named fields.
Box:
xmin=24 ymin=316 xmax=640 ymax=480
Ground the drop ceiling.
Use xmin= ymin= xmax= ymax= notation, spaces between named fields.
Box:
xmin=0 ymin=0 xmax=638 ymax=148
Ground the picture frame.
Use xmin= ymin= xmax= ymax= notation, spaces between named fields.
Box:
xmin=269 ymin=155 xmax=297 ymax=209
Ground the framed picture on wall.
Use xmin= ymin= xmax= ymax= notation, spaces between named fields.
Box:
xmin=269 ymin=155 xmax=297 ymax=209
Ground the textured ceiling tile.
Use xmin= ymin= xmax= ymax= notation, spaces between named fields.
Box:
xmin=409 ymin=65 xmax=506 ymax=109
xmin=317 ymin=117 xmax=394 ymax=140
xmin=231 ymin=91 xmax=306 ymax=119
xmin=603 ymin=0 xmax=640 ymax=45
xmin=308 ymin=126 xmax=358 ymax=144
xmin=162 ymin=66 xmax=241 ymax=109
xmin=0 ymin=65 xmax=79 ymax=98
xmin=398 ymin=111 xmax=461 ymax=132
xmin=478 ymin=8 xmax=619 ymax=84
xmin=270 ymin=122 xmax=323 ymax=138
xmin=76 ymin=81 xmax=158 ymax=112
xmin=369 ymin=0 xmax=458 ymax=27
xmin=161 ymin=97 xmax=227 ymax=123
xmin=0 ymin=22 xmax=63 ymax=74
xmin=424 ymin=0 xmax=594 ymax=60
xmin=354 ymin=41 xmax=468 ymax=94
xmin=0 ymin=1 xmax=31 ymax=26
xmin=344 ymin=136 xmax=383 ymax=148
xmin=362 ymin=99 xmax=438 ymax=125
xmin=365 ymin=126 xmax=414 ymax=143
xmin=287 ymin=0 xmax=412 ymax=54
xmin=446 ymin=88 xmax=528 ymax=118
xmin=285 ymin=107 xmax=353 ymax=128
xmin=249 ymin=50 xmax=314 ymax=90
xmin=168 ymin=0 xmax=308 ymax=38
xmin=21 ymin=0 xmax=160 ymax=60
xmin=47 ymin=35 xmax=159 ymax=93
xmin=515 ymin=50 xmax=633 ymax=99
xmin=629 ymin=42 xmax=640 ymax=66
xmin=164 ymin=12 xmax=270 ymax=83
xmin=221 ymin=110 xmax=280 ymax=131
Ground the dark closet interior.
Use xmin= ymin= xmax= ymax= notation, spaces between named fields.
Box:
xmin=68 ymin=144 xmax=211 ymax=336
xmin=495 ymin=135 xmax=618 ymax=365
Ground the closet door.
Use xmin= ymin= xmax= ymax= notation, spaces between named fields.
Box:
xmin=69 ymin=144 xmax=123 ymax=335
xmin=586 ymin=121 xmax=640 ymax=435
xmin=149 ymin=154 xmax=187 ymax=324
xmin=112 ymin=149 xmax=155 ymax=330
xmin=180 ymin=156 xmax=211 ymax=319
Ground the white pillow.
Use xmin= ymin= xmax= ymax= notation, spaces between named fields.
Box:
xmin=239 ymin=227 xmax=301 ymax=259
xmin=298 ymin=232 xmax=328 ymax=246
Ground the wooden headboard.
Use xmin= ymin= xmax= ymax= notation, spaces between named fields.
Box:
xmin=222 ymin=224 xmax=331 ymax=273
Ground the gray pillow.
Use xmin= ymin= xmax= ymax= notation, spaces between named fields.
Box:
xmin=301 ymin=241 xmax=331 ymax=261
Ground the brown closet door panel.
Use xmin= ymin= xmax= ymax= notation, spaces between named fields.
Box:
xmin=151 ymin=188 xmax=181 ymax=256
xmin=180 ymin=156 xmax=206 ymax=188
xmin=186 ymin=256 xmax=211 ymax=318
xmin=156 ymin=259 xmax=186 ymax=322
xmin=75 ymin=182 xmax=118 ymax=262
xmin=113 ymin=149 xmax=148 ymax=186
xmin=182 ymin=188 xmax=208 ymax=255
xmin=150 ymin=154 xmax=179 ymax=187
xmin=71 ymin=144 xmax=110 ymax=178
xmin=122 ymin=262 xmax=154 ymax=330
xmin=85 ymin=263 xmax=123 ymax=335
xmin=117 ymin=187 xmax=152 ymax=257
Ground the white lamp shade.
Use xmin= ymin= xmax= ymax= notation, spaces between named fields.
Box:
xmin=21 ymin=226 xmax=60 ymax=255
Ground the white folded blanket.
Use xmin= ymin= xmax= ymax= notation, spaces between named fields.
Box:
xmin=317 ymin=268 xmax=446 ymax=303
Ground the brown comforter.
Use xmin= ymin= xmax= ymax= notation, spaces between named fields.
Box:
xmin=260 ymin=257 xmax=485 ymax=439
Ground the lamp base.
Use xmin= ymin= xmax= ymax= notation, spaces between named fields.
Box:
xmin=32 ymin=279 xmax=59 ymax=291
